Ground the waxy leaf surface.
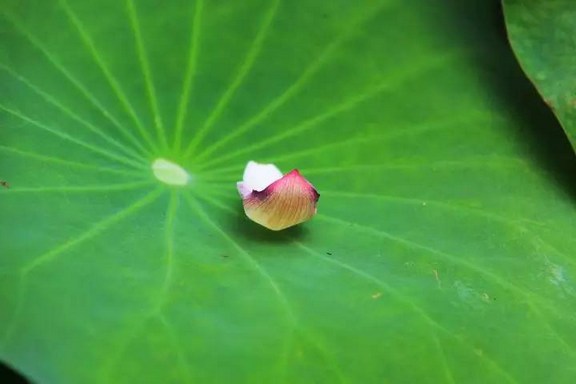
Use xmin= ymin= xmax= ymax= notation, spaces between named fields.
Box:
xmin=1 ymin=1 xmax=576 ymax=383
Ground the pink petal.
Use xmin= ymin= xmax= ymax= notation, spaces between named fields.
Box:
xmin=241 ymin=169 xmax=320 ymax=231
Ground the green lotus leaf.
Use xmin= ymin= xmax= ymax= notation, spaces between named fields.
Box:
xmin=503 ymin=0 xmax=576 ymax=151
xmin=1 ymin=0 xmax=575 ymax=383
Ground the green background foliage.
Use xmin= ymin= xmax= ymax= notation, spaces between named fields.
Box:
xmin=504 ymin=0 xmax=576 ymax=151
xmin=1 ymin=0 xmax=575 ymax=383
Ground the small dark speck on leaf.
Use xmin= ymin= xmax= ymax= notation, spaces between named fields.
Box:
xmin=326 ymin=252 xmax=332 ymax=256
xmin=0 ymin=180 xmax=9 ymax=188
xmin=221 ymin=254 xmax=229 ymax=258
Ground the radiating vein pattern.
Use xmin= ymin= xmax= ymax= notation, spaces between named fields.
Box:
xmin=126 ymin=0 xmax=168 ymax=150
xmin=0 ymin=8 xmax=156 ymax=157
xmin=182 ymin=0 xmax=280 ymax=156
xmin=22 ymin=188 xmax=162 ymax=274
xmin=0 ymin=103 xmax=145 ymax=170
xmin=0 ymin=145 xmax=144 ymax=177
xmin=57 ymin=0 xmax=154 ymax=156
xmin=1 ymin=0 xmax=576 ymax=383
xmin=173 ymin=0 xmax=204 ymax=151
xmin=185 ymin=0 xmax=396 ymax=161
xmin=0 ymin=63 xmax=148 ymax=161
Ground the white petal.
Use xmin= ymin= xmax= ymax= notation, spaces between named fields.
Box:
xmin=236 ymin=182 xmax=252 ymax=198
xmin=240 ymin=161 xmax=283 ymax=192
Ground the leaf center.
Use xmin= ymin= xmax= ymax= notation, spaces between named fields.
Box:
xmin=151 ymin=158 xmax=191 ymax=186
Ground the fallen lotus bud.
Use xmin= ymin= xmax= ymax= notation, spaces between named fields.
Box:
xmin=237 ymin=161 xmax=320 ymax=231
